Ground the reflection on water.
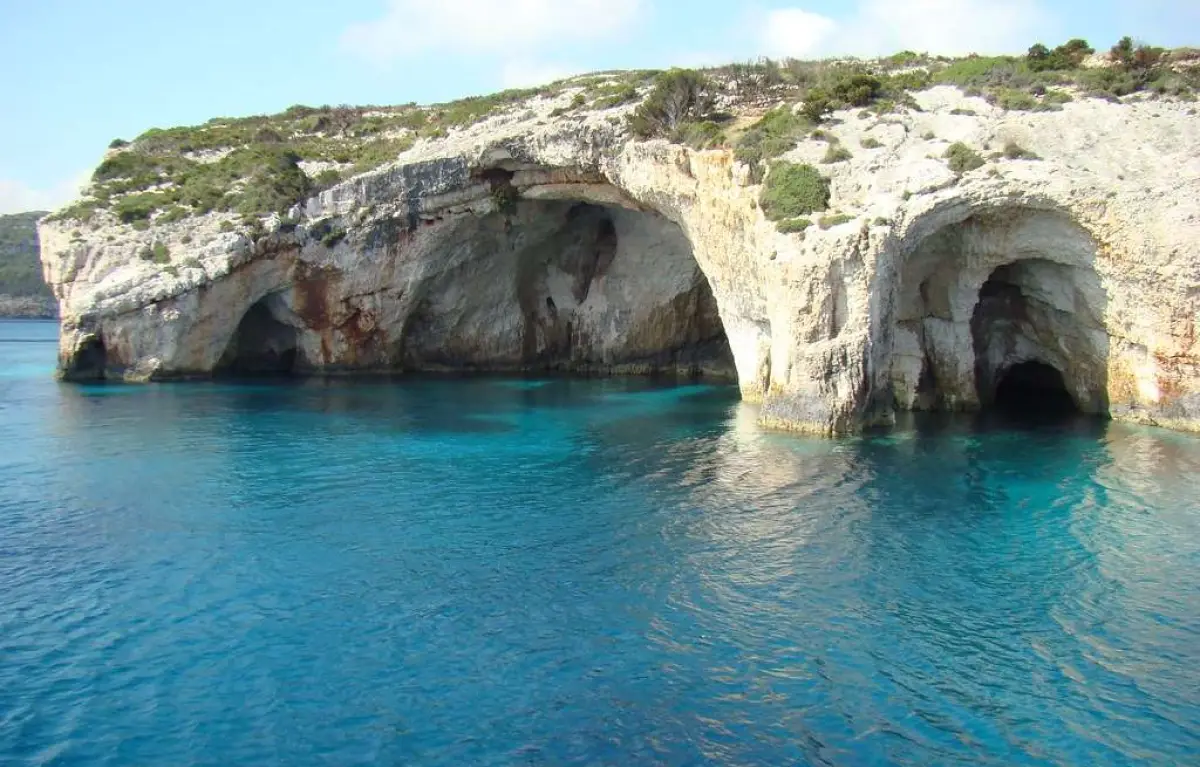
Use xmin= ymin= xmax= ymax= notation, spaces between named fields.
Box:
xmin=1 ymin=319 xmax=1199 ymax=766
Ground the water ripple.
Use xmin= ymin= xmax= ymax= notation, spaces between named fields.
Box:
xmin=1 ymin=322 xmax=1200 ymax=765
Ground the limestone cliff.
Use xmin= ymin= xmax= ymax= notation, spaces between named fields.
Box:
xmin=39 ymin=64 xmax=1200 ymax=435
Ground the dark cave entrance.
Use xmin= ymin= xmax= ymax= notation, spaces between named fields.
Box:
xmin=971 ymin=262 xmax=1089 ymax=422
xmin=216 ymin=295 xmax=300 ymax=377
xmin=65 ymin=337 xmax=107 ymax=380
xmin=992 ymin=361 xmax=1079 ymax=418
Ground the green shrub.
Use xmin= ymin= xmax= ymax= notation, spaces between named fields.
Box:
xmin=1111 ymin=36 xmax=1135 ymax=66
xmin=233 ymin=147 xmax=312 ymax=217
xmin=734 ymin=106 xmax=812 ymax=175
xmin=759 ymin=162 xmax=831 ymax=220
xmin=822 ymin=144 xmax=852 ymax=163
xmin=860 ymin=136 xmax=883 ymax=149
xmin=1002 ymin=140 xmax=1040 ymax=160
xmin=831 ymin=73 xmax=882 ymax=107
xmin=219 ymin=220 xmax=235 ymax=233
xmin=629 ymin=69 xmax=716 ymax=138
xmin=800 ymin=88 xmax=832 ymax=121
xmin=676 ymin=120 xmax=725 ymax=149
xmin=777 ymin=217 xmax=812 ymax=233
xmin=139 ymin=241 xmax=170 ymax=264
xmin=991 ymin=88 xmax=1043 ymax=111
xmin=312 ymin=168 xmax=342 ymax=190
xmin=571 ymin=93 xmax=587 ymax=109
xmin=108 ymin=138 xmax=129 ymax=149
xmin=818 ymin=213 xmax=854 ymax=229
xmin=156 ymin=206 xmax=189 ymax=224
xmin=921 ymin=130 xmax=936 ymax=140
xmin=591 ymin=83 xmax=640 ymax=109
xmin=115 ymin=192 xmax=169 ymax=224
xmin=949 ymin=107 xmax=977 ymax=116
xmin=1027 ymin=39 xmax=1094 ymax=71
xmin=944 ymin=142 xmax=985 ymax=173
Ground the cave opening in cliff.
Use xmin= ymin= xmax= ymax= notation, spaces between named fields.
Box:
xmin=398 ymin=196 xmax=736 ymax=381
xmin=893 ymin=208 xmax=1112 ymax=425
xmin=216 ymin=295 xmax=300 ymax=377
xmin=66 ymin=337 xmax=107 ymax=380
xmin=969 ymin=259 xmax=1104 ymax=422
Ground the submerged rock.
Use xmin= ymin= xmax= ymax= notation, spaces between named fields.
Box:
xmin=39 ymin=84 xmax=1200 ymax=435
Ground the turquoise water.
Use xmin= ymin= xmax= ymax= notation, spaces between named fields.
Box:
xmin=2 ymin=319 xmax=1199 ymax=766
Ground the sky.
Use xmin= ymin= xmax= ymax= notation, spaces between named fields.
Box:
xmin=1 ymin=0 xmax=1196 ymax=214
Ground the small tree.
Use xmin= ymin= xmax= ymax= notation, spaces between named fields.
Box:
xmin=801 ymin=88 xmax=833 ymax=121
xmin=629 ymin=69 xmax=716 ymax=138
xmin=1111 ymin=36 xmax=1135 ymax=66
xmin=1059 ymin=38 xmax=1094 ymax=64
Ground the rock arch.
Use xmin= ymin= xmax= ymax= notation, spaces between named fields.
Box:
xmin=889 ymin=204 xmax=1109 ymax=419
xmin=208 ymin=165 xmax=738 ymax=383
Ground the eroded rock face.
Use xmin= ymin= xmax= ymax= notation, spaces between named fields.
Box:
xmin=40 ymin=87 xmax=1200 ymax=435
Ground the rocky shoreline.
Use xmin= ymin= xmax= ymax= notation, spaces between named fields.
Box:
xmin=0 ymin=295 xmax=56 ymax=319
xmin=37 ymin=52 xmax=1200 ymax=436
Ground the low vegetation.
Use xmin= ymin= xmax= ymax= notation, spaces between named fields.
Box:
xmin=818 ymin=213 xmax=854 ymax=229
xmin=759 ymin=162 xmax=831 ymax=224
xmin=44 ymin=35 xmax=1197 ymax=236
xmin=944 ymin=142 xmax=985 ymax=173
xmin=49 ymin=75 xmax=656 ymax=228
xmin=0 ymin=212 xmax=52 ymax=299
xmin=777 ymin=217 xmax=812 ymax=233
xmin=1002 ymin=140 xmax=1040 ymax=160
xmin=822 ymin=144 xmax=853 ymax=163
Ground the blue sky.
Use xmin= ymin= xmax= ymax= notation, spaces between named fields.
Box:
xmin=2 ymin=0 xmax=1196 ymax=213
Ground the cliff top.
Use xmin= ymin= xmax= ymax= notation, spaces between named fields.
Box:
xmin=46 ymin=37 xmax=1199 ymax=234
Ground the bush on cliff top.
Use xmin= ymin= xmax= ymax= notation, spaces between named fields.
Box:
xmin=46 ymin=38 xmax=1199 ymax=227
xmin=944 ymin=142 xmax=985 ymax=174
xmin=629 ymin=68 xmax=719 ymax=140
xmin=759 ymin=162 xmax=831 ymax=221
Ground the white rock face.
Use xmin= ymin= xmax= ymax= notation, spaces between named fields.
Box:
xmin=40 ymin=87 xmax=1200 ymax=435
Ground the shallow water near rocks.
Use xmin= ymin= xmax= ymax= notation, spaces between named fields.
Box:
xmin=2 ymin=319 xmax=1199 ymax=766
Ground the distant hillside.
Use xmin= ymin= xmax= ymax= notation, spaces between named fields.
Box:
xmin=0 ymin=211 xmax=56 ymax=317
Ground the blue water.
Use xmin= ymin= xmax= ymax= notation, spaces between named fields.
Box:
xmin=2 ymin=319 xmax=1199 ymax=766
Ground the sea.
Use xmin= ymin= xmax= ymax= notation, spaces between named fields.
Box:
xmin=1 ymin=318 xmax=1198 ymax=765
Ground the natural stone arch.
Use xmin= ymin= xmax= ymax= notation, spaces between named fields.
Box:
xmin=205 ymin=165 xmax=738 ymax=383
xmin=393 ymin=177 xmax=735 ymax=378
xmin=888 ymin=203 xmax=1109 ymax=419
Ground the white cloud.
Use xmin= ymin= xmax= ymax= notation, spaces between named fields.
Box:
xmin=501 ymin=60 xmax=578 ymax=88
xmin=0 ymin=173 xmax=88 ymax=215
xmin=342 ymin=0 xmax=642 ymax=64
xmin=762 ymin=0 xmax=1051 ymax=59
xmin=762 ymin=9 xmax=839 ymax=60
